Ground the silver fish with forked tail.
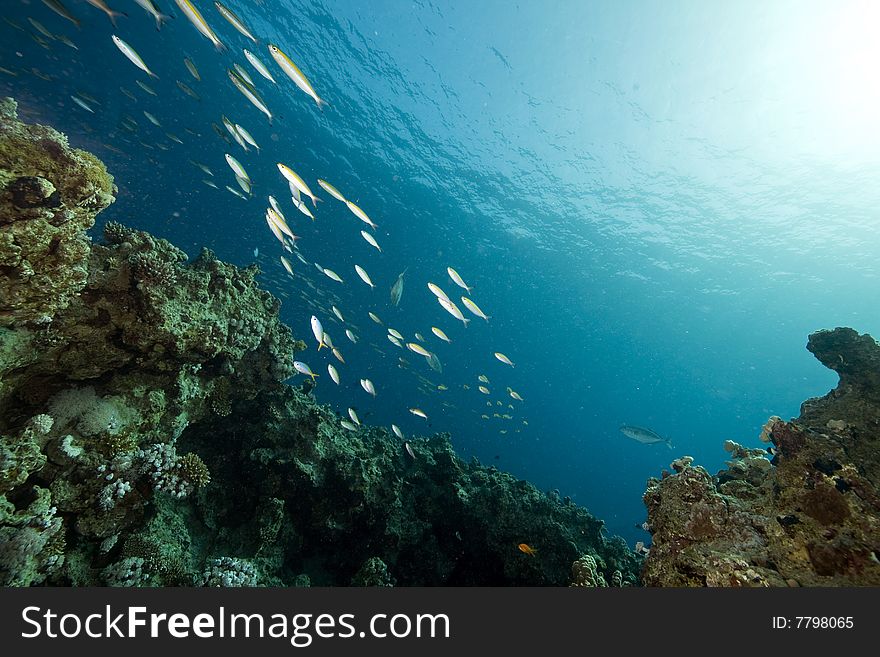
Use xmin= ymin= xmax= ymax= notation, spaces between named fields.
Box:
xmin=619 ymin=425 xmax=673 ymax=449
xmin=390 ymin=268 xmax=407 ymax=306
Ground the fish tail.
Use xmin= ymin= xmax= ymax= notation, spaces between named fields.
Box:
xmin=316 ymin=97 xmax=330 ymax=112
xmin=155 ymin=13 xmax=171 ymax=30
xmin=109 ymin=10 xmax=127 ymax=28
xmin=463 ymin=318 xmax=470 ymax=327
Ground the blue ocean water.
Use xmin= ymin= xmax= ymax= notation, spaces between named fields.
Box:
xmin=2 ymin=0 xmax=878 ymax=546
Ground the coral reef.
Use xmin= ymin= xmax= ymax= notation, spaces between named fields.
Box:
xmin=0 ymin=97 xmax=115 ymax=328
xmin=171 ymin=393 xmax=640 ymax=586
xmin=0 ymin=100 xmax=638 ymax=587
xmin=0 ymin=100 xmax=299 ymax=585
xmin=642 ymin=328 xmax=880 ymax=586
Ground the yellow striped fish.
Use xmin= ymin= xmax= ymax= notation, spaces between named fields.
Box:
xmin=268 ymin=43 xmax=327 ymax=109
xmin=174 ymin=0 xmax=224 ymax=50
xmin=214 ymin=2 xmax=256 ymax=42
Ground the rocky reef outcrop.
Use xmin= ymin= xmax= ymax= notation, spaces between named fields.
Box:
xmin=0 ymin=99 xmax=637 ymax=587
xmin=0 ymin=97 xmax=115 ymax=329
xmin=171 ymin=389 xmax=638 ymax=586
xmin=642 ymin=327 xmax=880 ymax=586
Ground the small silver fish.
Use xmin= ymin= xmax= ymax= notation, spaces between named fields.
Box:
xmin=136 ymin=79 xmax=157 ymax=95
xmin=112 ymin=35 xmax=158 ymax=78
xmin=425 ymin=352 xmax=442 ymax=374
xmin=361 ymin=230 xmax=382 ymax=252
xmin=184 ymin=57 xmax=200 ymax=80
xmin=214 ymin=2 xmax=256 ymax=42
xmin=143 ymin=110 xmax=161 ymax=126
xmin=293 ymin=361 xmax=319 ymax=381
xmin=176 ymin=80 xmax=201 ymax=100
xmin=244 ymin=48 xmax=276 ymax=83
xmin=174 ymin=0 xmax=224 ymax=50
xmin=70 ymin=95 xmax=94 ymax=113
xmin=233 ymin=62 xmax=254 ymax=86
xmin=619 ymin=425 xmax=673 ymax=449
xmin=354 ymin=265 xmax=374 ymax=289
xmin=268 ymin=43 xmax=327 ymax=108
xmin=390 ymin=268 xmax=407 ymax=306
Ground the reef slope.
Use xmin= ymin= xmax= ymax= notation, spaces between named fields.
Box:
xmin=0 ymin=99 xmax=636 ymax=587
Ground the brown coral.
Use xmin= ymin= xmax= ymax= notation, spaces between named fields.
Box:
xmin=177 ymin=453 xmax=210 ymax=490
xmin=642 ymin=327 xmax=880 ymax=586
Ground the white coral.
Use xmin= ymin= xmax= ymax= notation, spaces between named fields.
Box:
xmin=137 ymin=444 xmax=192 ymax=498
xmin=76 ymin=396 xmax=124 ymax=436
xmin=98 ymin=479 xmax=132 ymax=510
xmin=60 ymin=435 xmax=83 ymax=459
xmin=200 ymin=557 xmax=259 ymax=587
xmin=47 ymin=387 xmax=134 ymax=436
xmin=27 ymin=414 xmax=54 ymax=435
xmin=47 ymin=386 xmax=98 ymax=430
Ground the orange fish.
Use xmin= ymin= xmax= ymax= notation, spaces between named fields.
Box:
xmin=518 ymin=543 xmax=537 ymax=556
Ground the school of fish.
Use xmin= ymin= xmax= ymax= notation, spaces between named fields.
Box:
xmin=6 ymin=0 xmax=528 ymax=446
